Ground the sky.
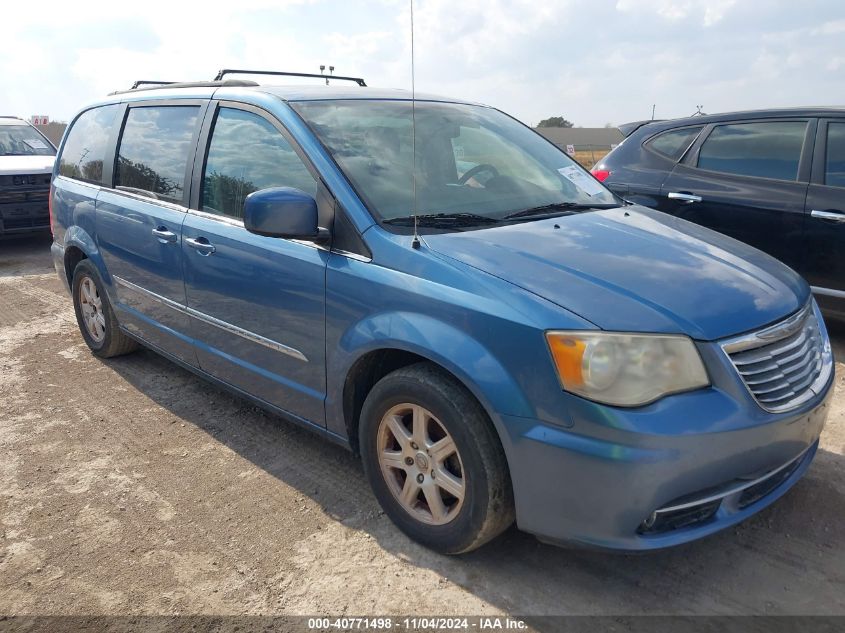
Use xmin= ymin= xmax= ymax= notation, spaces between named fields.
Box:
xmin=3 ymin=0 xmax=844 ymax=127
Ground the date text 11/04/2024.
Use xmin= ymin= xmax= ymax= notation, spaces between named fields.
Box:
xmin=307 ymin=617 xmax=528 ymax=630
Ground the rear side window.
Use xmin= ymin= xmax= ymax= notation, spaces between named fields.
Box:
xmin=115 ymin=106 xmax=200 ymax=204
xmin=645 ymin=126 xmax=703 ymax=160
xmin=697 ymin=121 xmax=807 ymax=181
xmin=201 ymin=107 xmax=316 ymax=219
xmin=58 ymin=105 xmax=119 ymax=184
xmin=825 ymin=122 xmax=845 ymax=188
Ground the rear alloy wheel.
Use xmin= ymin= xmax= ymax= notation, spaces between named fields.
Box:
xmin=71 ymin=259 xmax=139 ymax=358
xmin=360 ymin=362 xmax=514 ymax=554
xmin=78 ymin=276 xmax=106 ymax=344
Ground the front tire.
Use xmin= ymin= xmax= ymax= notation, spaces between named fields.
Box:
xmin=71 ymin=259 xmax=139 ymax=358
xmin=360 ymin=363 xmax=514 ymax=554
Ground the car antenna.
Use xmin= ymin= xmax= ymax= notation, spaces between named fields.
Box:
xmin=410 ymin=0 xmax=421 ymax=250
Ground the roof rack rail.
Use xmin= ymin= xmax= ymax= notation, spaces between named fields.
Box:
xmin=131 ymin=80 xmax=177 ymax=89
xmin=110 ymin=79 xmax=260 ymax=96
xmin=213 ymin=69 xmax=367 ymax=87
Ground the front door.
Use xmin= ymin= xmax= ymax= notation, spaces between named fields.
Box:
xmin=96 ymin=102 xmax=205 ymax=365
xmin=181 ymin=104 xmax=328 ymax=424
xmin=805 ymin=119 xmax=845 ymax=318
xmin=658 ymin=119 xmax=812 ymax=273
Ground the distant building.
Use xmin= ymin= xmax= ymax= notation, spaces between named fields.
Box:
xmin=35 ymin=122 xmax=67 ymax=147
xmin=533 ymin=127 xmax=623 ymax=150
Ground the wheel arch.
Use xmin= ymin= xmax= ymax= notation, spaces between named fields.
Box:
xmin=62 ymin=226 xmax=111 ymax=292
xmin=63 ymin=244 xmax=87 ymax=288
xmin=331 ymin=312 xmax=533 ymax=456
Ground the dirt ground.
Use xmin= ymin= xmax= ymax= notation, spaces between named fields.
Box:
xmin=1 ymin=234 xmax=843 ymax=619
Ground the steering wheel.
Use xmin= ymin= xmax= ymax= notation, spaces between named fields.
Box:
xmin=458 ymin=163 xmax=500 ymax=186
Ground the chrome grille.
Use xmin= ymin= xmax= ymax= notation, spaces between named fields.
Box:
xmin=722 ymin=303 xmax=832 ymax=413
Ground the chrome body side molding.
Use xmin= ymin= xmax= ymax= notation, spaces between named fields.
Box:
xmin=113 ymin=275 xmax=308 ymax=362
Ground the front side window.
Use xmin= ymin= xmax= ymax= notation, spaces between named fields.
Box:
xmin=115 ymin=106 xmax=200 ymax=204
xmin=202 ymin=108 xmax=316 ymax=219
xmin=58 ymin=105 xmax=119 ymax=184
xmin=697 ymin=121 xmax=807 ymax=181
xmin=292 ymin=100 xmax=617 ymax=226
xmin=646 ymin=126 xmax=703 ymax=161
xmin=825 ymin=122 xmax=845 ymax=188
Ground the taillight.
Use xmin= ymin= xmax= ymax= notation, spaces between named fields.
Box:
xmin=48 ymin=183 xmax=55 ymax=236
xmin=591 ymin=169 xmax=611 ymax=182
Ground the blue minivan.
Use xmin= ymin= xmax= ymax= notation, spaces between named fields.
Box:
xmin=50 ymin=72 xmax=834 ymax=553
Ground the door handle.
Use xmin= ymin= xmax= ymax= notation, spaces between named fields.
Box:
xmin=668 ymin=192 xmax=703 ymax=204
xmin=811 ymin=209 xmax=845 ymax=223
xmin=185 ymin=236 xmax=216 ymax=255
xmin=151 ymin=226 xmax=177 ymax=243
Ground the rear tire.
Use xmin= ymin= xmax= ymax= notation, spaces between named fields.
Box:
xmin=71 ymin=259 xmax=139 ymax=358
xmin=360 ymin=362 xmax=514 ymax=554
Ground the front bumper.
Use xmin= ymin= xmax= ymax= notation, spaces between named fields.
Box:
xmin=0 ymin=199 xmax=50 ymax=235
xmin=501 ymin=370 xmax=833 ymax=551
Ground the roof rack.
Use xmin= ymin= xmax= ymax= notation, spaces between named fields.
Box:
xmin=115 ymin=69 xmax=367 ymax=96
xmin=213 ymin=69 xmax=367 ymax=87
xmin=131 ymin=80 xmax=176 ymax=89
xmin=110 ymin=79 xmax=260 ymax=96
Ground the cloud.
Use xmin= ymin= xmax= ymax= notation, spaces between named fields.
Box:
xmin=3 ymin=0 xmax=845 ymax=128
xmin=615 ymin=0 xmax=737 ymax=25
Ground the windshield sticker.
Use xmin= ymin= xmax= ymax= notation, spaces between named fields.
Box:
xmin=557 ymin=165 xmax=605 ymax=197
xmin=23 ymin=138 xmax=49 ymax=150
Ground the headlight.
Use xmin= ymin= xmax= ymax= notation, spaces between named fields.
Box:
xmin=546 ymin=331 xmax=709 ymax=407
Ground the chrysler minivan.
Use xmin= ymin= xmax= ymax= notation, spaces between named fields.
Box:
xmin=50 ymin=72 xmax=834 ymax=553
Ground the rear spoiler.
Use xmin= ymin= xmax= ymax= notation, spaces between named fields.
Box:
xmin=618 ymin=119 xmax=665 ymax=137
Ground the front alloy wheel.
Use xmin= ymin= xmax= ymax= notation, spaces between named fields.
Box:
xmin=360 ymin=362 xmax=515 ymax=554
xmin=378 ymin=403 xmax=466 ymax=525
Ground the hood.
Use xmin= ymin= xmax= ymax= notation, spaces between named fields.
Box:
xmin=424 ymin=206 xmax=809 ymax=341
xmin=0 ymin=155 xmax=56 ymax=175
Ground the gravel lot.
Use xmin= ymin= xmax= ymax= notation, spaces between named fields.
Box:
xmin=1 ymin=234 xmax=844 ymax=619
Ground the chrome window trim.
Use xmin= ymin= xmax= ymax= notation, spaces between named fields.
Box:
xmin=107 ymin=187 xmax=189 ymax=213
xmin=186 ymin=206 xmax=245 ymax=227
xmin=113 ymin=275 xmax=308 ymax=362
xmin=184 ymin=208 xmax=368 ymax=260
xmin=720 ymin=301 xmax=833 ymax=413
xmin=54 ymin=174 xmax=104 ymax=192
xmin=291 ymin=238 xmax=331 ymax=253
xmin=811 ymin=285 xmax=845 ymax=299
xmin=331 ymin=248 xmax=372 ymax=263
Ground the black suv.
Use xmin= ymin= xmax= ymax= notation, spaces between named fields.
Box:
xmin=593 ymin=109 xmax=845 ymax=320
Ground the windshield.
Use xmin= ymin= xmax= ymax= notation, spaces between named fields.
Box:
xmin=0 ymin=125 xmax=55 ymax=156
xmin=292 ymin=100 xmax=617 ymax=226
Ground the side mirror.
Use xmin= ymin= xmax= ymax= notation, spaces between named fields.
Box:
xmin=243 ymin=187 xmax=319 ymax=239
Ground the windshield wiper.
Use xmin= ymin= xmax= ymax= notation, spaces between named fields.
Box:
xmin=503 ymin=202 xmax=618 ymax=220
xmin=384 ymin=212 xmax=501 ymax=228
